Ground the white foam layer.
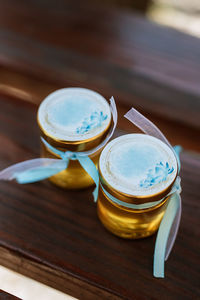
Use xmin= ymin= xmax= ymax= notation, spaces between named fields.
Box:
xmin=38 ymin=88 xmax=111 ymax=141
xmin=99 ymin=134 xmax=177 ymax=197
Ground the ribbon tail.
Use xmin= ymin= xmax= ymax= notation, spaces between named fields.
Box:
xmin=153 ymin=193 xmax=181 ymax=278
xmin=77 ymin=156 xmax=99 ymax=202
xmin=165 ymin=195 xmax=182 ymax=260
xmin=124 ymin=108 xmax=171 ymax=148
xmin=173 ymin=145 xmax=182 ymax=172
xmin=124 ymin=108 xmax=183 ymax=170
xmin=0 ymin=158 xmax=68 ymax=183
xmin=15 ymin=164 xmax=68 ymax=183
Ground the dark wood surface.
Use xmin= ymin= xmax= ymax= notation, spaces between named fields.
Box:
xmin=0 ymin=0 xmax=200 ymax=153
xmin=0 ymin=1 xmax=200 ymax=299
xmin=0 ymin=66 xmax=200 ymax=153
xmin=0 ymin=290 xmax=21 ymax=300
xmin=0 ymin=94 xmax=199 ymax=300
xmin=0 ymin=0 xmax=200 ymax=129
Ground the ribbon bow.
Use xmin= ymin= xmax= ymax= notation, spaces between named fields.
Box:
xmin=0 ymin=97 xmax=117 ymax=202
xmin=124 ymin=108 xmax=182 ymax=278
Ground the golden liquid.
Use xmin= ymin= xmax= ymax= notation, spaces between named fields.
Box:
xmin=97 ymin=188 xmax=170 ymax=239
xmin=41 ymin=142 xmax=100 ymax=189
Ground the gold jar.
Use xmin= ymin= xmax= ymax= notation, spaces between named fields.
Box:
xmin=97 ymin=134 xmax=178 ymax=239
xmin=37 ymin=88 xmax=112 ymax=189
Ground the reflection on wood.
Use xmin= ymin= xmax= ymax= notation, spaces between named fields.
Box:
xmin=0 ymin=0 xmax=200 ymax=128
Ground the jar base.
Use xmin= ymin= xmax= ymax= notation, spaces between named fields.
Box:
xmin=48 ymin=173 xmax=95 ymax=189
xmin=97 ymin=189 xmax=166 ymax=240
xmin=98 ymin=210 xmax=158 ymax=239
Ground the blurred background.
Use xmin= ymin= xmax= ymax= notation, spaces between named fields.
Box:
xmin=92 ymin=0 xmax=200 ymax=37
xmin=0 ymin=0 xmax=200 ymax=299
xmin=149 ymin=0 xmax=200 ymax=37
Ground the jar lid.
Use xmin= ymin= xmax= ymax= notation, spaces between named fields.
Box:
xmin=37 ymin=88 xmax=111 ymax=143
xmin=99 ymin=134 xmax=178 ymax=201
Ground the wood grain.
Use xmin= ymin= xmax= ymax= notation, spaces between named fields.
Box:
xmin=0 ymin=290 xmax=21 ymax=300
xmin=0 ymin=67 xmax=200 ymax=153
xmin=0 ymin=1 xmax=200 ymax=298
xmin=0 ymin=93 xmax=199 ymax=300
xmin=0 ymin=0 xmax=200 ymax=128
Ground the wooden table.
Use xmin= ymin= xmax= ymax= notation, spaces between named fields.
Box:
xmin=0 ymin=290 xmax=21 ymax=300
xmin=0 ymin=1 xmax=199 ymax=299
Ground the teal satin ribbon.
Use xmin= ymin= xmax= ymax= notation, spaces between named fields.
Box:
xmin=3 ymin=96 xmax=117 ymax=200
xmin=101 ymin=185 xmax=166 ymax=209
xmin=153 ymin=192 xmax=181 ymax=277
xmin=100 ymin=146 xmax=181 ymax=278
xmin=15 ymin=138 xmax=99 ymax=202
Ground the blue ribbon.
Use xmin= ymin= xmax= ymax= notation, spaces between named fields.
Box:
xmin=101 ymin=185 xmax=167 ymax=210
xmin=14 ymin=138 xmax=99 ymax=202
xmin=0 ymin=96 xmax=117 ymax=202
xmin=153 ymin=192 xmax=181 ymax=277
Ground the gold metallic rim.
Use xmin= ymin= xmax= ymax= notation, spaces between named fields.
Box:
xmin=99 ymin=161 xmax=178 ymax=204
xmin=37 ymin=109 xmax=111 ymax=144
xmin=100 ymin=187 xmax=170 ymax=213
xmin=37 ymin=108 xmax=112 ymax=152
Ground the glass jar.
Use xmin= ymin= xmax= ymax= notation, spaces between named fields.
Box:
xmin=97 ymin=134 xmax=178 ymax=239
xmin=37 ymin=88 xmax=111 ymax=189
